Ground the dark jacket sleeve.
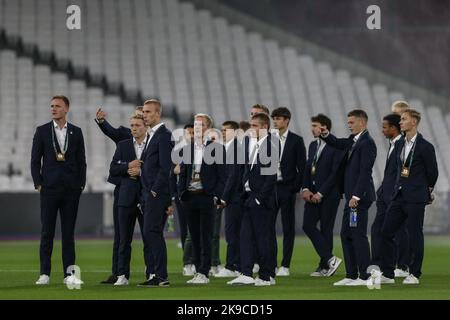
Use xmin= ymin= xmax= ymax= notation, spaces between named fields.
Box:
xmin=424 ymin=142 xmax=439 ymax=190
xmin=256 ymin=137 xmax=277 ymax=202
xmin=302 ymin=143 xmax=313 ymax=191
xmin=178 ymin=162 xmax=187 ymax=199
xmin=294 ymin=136 xmax=307 ymax=192
xmin=96 ymin=119 xmax=131 ymax=144
xmin=151 ymin=131 xmax=174 ymax=195
xmin=221 ymin=164 xmax=237 ymax=203
xmin=353 ymin=139 xmax=377 ymax=199
xmin=318 ymin=149 xmax=345 ymax=198
xmin=109 ymin=143 xmax=129 ymax=177
xmin=169 ymin=164 xmax=178 ymax=199
xmin=211 ymin=144 xmax=226 ymax=199
xmin=30 ymin=127 xmax=44 ymax=188
xmin=77 ymin=128 xmax=87 ymax=188
xmin=321 ymin=133 xmax=353 ymax=151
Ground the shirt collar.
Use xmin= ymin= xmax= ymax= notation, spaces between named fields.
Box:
xmin=257 ymin=134 xmax=269 ymax=146
xmin=279 ymin=129 xmax=289 ymax=141
xmin=148 ymin=122 xmax=164 ymax=134
xmin=225 ymin=139 xmax=234 ymax=150
xmin=194 ymin=138 xmax=208 ymax=149
xmin=53 ymin=120 xmax=68 ymax=130
xmin=405 ymin=133 xmax=418 ymax=144
xmin=133 ymin=135 xmax=148 ymax=146
xmin=353 ymin=130 xmax=366 ymax=142
xmin=391 ymin=134 xmax=402 ymax=144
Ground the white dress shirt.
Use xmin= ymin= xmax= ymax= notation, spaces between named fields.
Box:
xmin=133 ymin=136 xmax=148 ymax=160
xmin=351 ymin=130 xmax=366 ymax=201
xmin=148 ymin=122 xmax=165 ymax=143
xmin=301 ymin=139 xmax=326 ymax=195
xmin=315 ymin=139 xmax=326 ymax=161
xmin=188 ymin=140 xmax=207 ymax=191
xmin=277 ymin=130 xmax=289 ymax=181
xmin=53 ymin=120 xmax=68 ymax=152
xmin=245 ymin=134 xmax=268 ymax=192
xmin=225 ymin=139 xmax=234 ymax=152
xmin=388 ymin=134 xmax=402 ymax=159
xmin=401 ymin=133 xmax=418 ymax=163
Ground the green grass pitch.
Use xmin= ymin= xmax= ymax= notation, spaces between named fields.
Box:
xmin=1 ymin=236 xmax=449 ymax=300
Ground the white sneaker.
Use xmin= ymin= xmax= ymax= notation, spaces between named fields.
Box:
xmin=64 ymin=275 xmax=84 ymax=285
xmin=35 ymin=274 xmax=50 ymax=285
xmin=255 ymin=276 xmax=276 ymax=285
xmin=187 ymin=273 xmax=209 ymax=284
xmin=148 ymin=274 xmax=156 ymax=280
xmin=326 ymin=256 xmax=342 ymax=277
xmin=310 ymin=268 xmax=328 ymax=277
xmin=380 ymin=275 xmax=395 ymax=284
xmin=394 ymin=268 xmax=410 ymax=278
xmin=333 ymin=278 xmax=355 ymax=286
xmin=403 ymin=274 xmax=420 ymax=285
xmin=345 ymin=278 xmax=367 ymax=286
xmin=209 ymin=265 xmax=223 ymax=276
xmin=254 ymin=278 xmax=271 ymax=286
xmin=252 ymin=264 xmax=260 ymax=274
xmin=183 ymin=264 xmax=196 ymax=276
xmin=276 ymin=267 xmax=290 ymax=277
xmin=214 ymin=268 xmax=240 ymax=278
xmin=114 ymin=275 xmax=129 ymax=286
xmin=227 ymin=275 xmax=255 ymax=285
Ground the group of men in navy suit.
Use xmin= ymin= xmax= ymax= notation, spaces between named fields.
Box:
xmin=31 ymin=95 xmax=438 ymax=287
xmin=94 ymin=99 xmax=174 ymax=287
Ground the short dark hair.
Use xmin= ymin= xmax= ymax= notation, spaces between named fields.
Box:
xmin=51 ymin=95 xmax=70 ymax=107
xmin=239 ymin=121 xmax=251 ymax=131
xmin=311 ymin=113 xmax=332 ymax=131
xmin=222 ymin=121 xmax=239 ymax=130
xmin=271 ymin=107 xmax=291 ymax=120
xmin=251 ymin=104 xmax=270 ymax=115
xmin=184 ymin=124 xmax=194 ymax=130
xmin=348 ymin=109 xmax=368 ymax=122
xmin=251 ymin=113 xmax=271 ymax=128
xmin=383 ymin=113 xmax=401 ymax=132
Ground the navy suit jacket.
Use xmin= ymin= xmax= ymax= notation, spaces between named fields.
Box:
xmin=222 ymin=138 xmax=245 ymax=204
xmin=241 ymin=134 xmax=277 ymax=209
xmin=302 ymin=141 xmax=344 ymax=199
xmin=169 ymin=162 xmax=179 ymax=200
xmin=140 ymin=124 xmax=174 ymax=196
xmin=322 ymin=131 xmax=377 ymax=203
xmin=178 ymin=141 xmax=226 ymax=200
xmin=377 ymin=138 xmax=401 ymax=205
xmin=109 ymin=139 xmax=142 ymax=207
xmin=278 ymin=131 xmax=306 ymax=193
xmin=31 ymin=121 xmax=86 ymax=190
xmin=95 ymin=119 xmax=132 ymax=186
xmin=392 ymin=133 xmax=438 ymax=204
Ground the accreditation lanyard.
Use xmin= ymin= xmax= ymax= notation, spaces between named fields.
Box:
xmin=402 ymin=138 xmax=417 ymax=168
xmin=51 ymin=125 xmax=69 ymax=156
xmin=312 ymin=140 xmax=322 ymax=167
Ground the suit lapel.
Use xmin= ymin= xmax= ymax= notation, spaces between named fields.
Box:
xmin=67 ymin=124 xmax=73 ymax=153
xmin=129 ymin=139 xmax=138 ymax=159
xmin=348 ymin=132 xmax=367 ymax=161
xmin=315 ymin=143 xmax=327 ymax=165
xmin=280 ymin=133 xmax=292 ymax=164
xmin=396 ymin=137 xmax=406 ymax=169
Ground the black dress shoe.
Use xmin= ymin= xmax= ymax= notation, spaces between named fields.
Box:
xmin=100 ymin=275 xmax=118 ymax=284
xmin=137 ymin=277 xmax=170 ymax=287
